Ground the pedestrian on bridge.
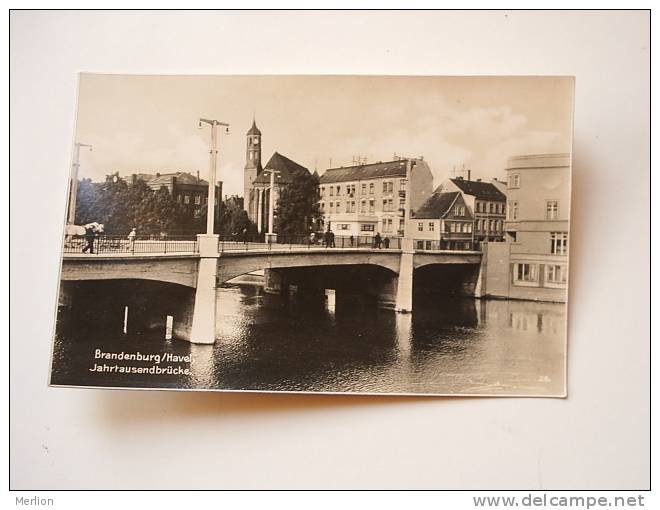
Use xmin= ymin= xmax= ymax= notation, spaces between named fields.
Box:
xmin=374 ymin=232 xmax=382 ymax=249
xmin=127 ymin=228 xmax=137 ymax=252
xmin=82 ymin=226 xmax=96 ymax=254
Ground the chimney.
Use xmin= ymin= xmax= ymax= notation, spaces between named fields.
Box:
xmin=467 ymin=169 xmax=471 ymax=181
xmin=156 ymin=172 xmax=160 ymax=178
xmin=197 ymin=170 xmax=200 ymax=183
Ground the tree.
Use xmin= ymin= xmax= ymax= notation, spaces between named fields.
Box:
xmin=274 ymin=172 xmax=320 ymax=237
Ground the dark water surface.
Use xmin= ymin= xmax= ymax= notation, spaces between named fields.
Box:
xmin=51 ymin=285 xmax=566 ymax=396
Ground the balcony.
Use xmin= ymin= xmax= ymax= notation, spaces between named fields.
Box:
xmin=398 ymin=190 xmax=406 ymax=198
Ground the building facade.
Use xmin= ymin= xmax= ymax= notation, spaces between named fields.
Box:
xmin=129 ymin=171 xmax=222 ymax=222
xmin=410 ymin=191 xmax=474 ymax=250
xmin=480 ymin=153 xmax=570 ymax=303
xmin=436 ymin=177 xmax=507 ymax=247
xmin=318 ymin=158 xmax=434 ymax=238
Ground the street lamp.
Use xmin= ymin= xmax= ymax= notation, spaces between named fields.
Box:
xmin=262 ymin=168 xmax=281 ymax=243
xmin=198 ymin=118 xmax=229 ymax=235
xmin=68 ymin=142 xmax=92 ymax=225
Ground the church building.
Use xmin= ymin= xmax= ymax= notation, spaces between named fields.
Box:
xmin=243 ymin=120 xmax=313 ymax=234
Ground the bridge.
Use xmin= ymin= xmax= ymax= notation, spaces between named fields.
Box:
xmin=59 ymin=234 xmax=484 ymax=344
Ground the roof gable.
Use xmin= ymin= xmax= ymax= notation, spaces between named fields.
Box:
xmin=446 ymin=178 xmax=506 ymax=200
xmin=414 ymin=192 xmax=462 ymax=219
xmin=253 ymin=152 xmax=310 ymax=184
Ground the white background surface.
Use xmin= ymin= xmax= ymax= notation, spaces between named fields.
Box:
xmin=9 ymin=10 xmax=650 ymax=489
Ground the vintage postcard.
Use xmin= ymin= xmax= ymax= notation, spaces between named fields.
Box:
xmin=50 ymin=74 xmax=573 ymax=396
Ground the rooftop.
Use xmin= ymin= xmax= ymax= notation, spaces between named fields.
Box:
xmin=444 ymin=178 xmax=506 ymax=201
xmin=319 ymin=159 xmax=409 ymax=184
xmin=134 ymin=172 xmax=209 ymax=187
xmin=253 ymin=152 xmax=311 ymax=184
xmin=247 ymin=119 xmax=261 ymax=136
xmin=506 ymin=153 xmax=571 ymax=170
xmin=414 ymin=192 xmax=461 ymax=219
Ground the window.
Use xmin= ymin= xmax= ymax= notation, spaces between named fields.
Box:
xmin=546 ymin=264 xmax=567 ymax=284
xmin=455 ymin=205 xmax=465 ymax=216
xmin=399 ymin=219 xmax=405 ymax=232
xmin=330 ymin=187 xmax=334 ymax=196
xmin=400 ymin=179 xmax=407 ymax=189
xmin=337 ymin=201 xmax=342 ymax=213
xmin=194 ymin=195 xmax=201 ymax=205
xmin=177 ymin=194 xmax=182 ymax=203
xmin=508 ymin=201 xmax=519 ymax=220
xmin=320 ymin=202 xmax=325 ymax=211
xmin=338 ymin=223 xmax=350 ymax=230
xmin=361 ymin=183 xmax=367 ymax=194
xmin=369 ymin=199 xmax=375 ymax=213
xmin=360 ymin=200 xmax=366 ymax=213
xmin=467 ymin=223 xmax=472 ymax=233
xmin=495 ymin=220 xmax=500 ymax=232
xmin=184 ymin=195 xmax=190 ymax=204
xmin=330 ymin=202 xmax=334 ymax=212
xmin=369 ymin=183 xmax=374 ymax=194
xmin=382 ymin=181 xmax=393 ymax=193
xmin=399 ymin=199 xmax=405 ymax=209
xmin=515 ymin=263 xmax=537 ymax=282
xmin=429 ymin=222 xmax=435 ymax=231
xmin=320 ymin=187 xmax=325 ymax=196
xmin=546 ymin=200 xmax=559 ymax=220
xmin=383 ymin=182 xmax=387 ymax=193
xmin=450 ymin=222 xmax=456 ymax=233
xmin=550 ymin=232 xmax=568 ymax=255
xmin=361 ymin=224 xmax=375 ymax=232
xmin=508 ymin=173 xmax=520 ymax=188
xmin=249 ymin=152 xmax=253 ymax=160
xmin=418 ymin=222 xmax=424 ymax=232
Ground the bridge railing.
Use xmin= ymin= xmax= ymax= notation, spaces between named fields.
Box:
xmin=218 ymin=234 xmax=403 ymax=252
xmin=413 ymin=239 xmax=477 ymax=252
xmin=63 ymin=235 xmax=199 ymax=255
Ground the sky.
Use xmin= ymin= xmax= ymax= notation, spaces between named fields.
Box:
xmin=74 ymin=74 xmax=574 ymax=197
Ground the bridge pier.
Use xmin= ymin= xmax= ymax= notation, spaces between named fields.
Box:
xmin=395 ymin=239 xmax=414 ymax=313
xmin=188 ymin=234 xmax=219 ymax=344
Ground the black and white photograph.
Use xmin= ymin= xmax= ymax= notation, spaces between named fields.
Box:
xmin=49 ymin=74 xmax=573 ymax=397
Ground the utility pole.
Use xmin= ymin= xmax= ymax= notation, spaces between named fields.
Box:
xmin=198 ymin=118 xmax=229 ymax=235
xmin=68 ymin=142 xmax=92 ymax=224
xmin=262 ymin=169 xmax=281 ymax=243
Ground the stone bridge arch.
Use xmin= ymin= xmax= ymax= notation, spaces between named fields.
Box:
xmin=216 ymin=250 xmax=401 ymax=284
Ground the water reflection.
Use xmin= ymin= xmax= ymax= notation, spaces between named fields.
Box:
xmin=51 ymin=285 xmax=566 ymax=396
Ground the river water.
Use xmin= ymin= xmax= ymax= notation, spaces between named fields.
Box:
xmin=50 ymin=284 xmax=566 ymax=396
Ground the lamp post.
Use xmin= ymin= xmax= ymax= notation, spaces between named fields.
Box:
xmin=198 ymin=118 xmax=229 ymax=235
xmin=68 ymin=142 xmax=92 ymax=225
xmin=262 ymin=168 xmax=281 ymax=243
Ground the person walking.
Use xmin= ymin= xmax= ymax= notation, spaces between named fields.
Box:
xmin=374 ymin=232 xmax=382 ymax=249
xmin=383 ymin=236 xmax=390 ymax=249
xmin=82 ymin=225 xmax=96 ymax=254
xmin=127 ymin=227 xmax=137 ymax=252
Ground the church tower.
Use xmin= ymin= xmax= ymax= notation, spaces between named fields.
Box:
xmin=244 ymin=119 xmax=262 ymax=221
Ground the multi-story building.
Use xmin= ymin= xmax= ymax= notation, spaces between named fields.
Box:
xmin=318 ymin=158 xmax=434 ymax=238
xmin=480 ymin=153 xmax=570 ymax=303
xmin=410 ymin=191 xmax=474 ymax=250
xmin=129 ymin=171 xmax=222 ymax=223
xmin=435 ymin=177 xmax=506 ymax=247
